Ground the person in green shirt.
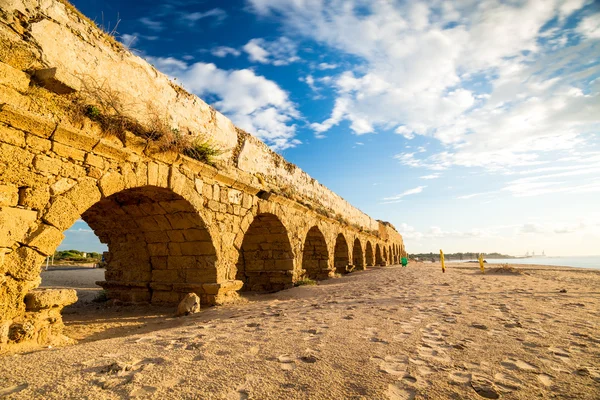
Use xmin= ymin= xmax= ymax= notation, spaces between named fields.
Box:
xmin=401 ymin=256 xmax=408 ymax=268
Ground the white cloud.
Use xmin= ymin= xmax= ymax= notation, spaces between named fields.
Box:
xmin=211 ymin=46 xmax=241 ymax=58
xmin=139 ymin=17 xmax=163 ymax=32
xmin=420 ymin=173 xmax=440 ymax=180
xmin=182 ymin=8 xmax=227 ymax=25
xmin=247 ymin=0 xmax=599 ymax=172
xmin=243 ymin=37 xmax=299 ymax=66
xmin=145 ymin=57 xmax=301 ymax=150
xmin=318 ymin=62 xmax=338 ymax=70
xmin=382 ymin=185 xmax=427 ymax=203
xmin=577 ymin=13 xmax=600 ymax=39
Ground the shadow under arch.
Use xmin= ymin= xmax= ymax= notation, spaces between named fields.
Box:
xmin=236 ymin=213 xmax=294 ymax=292
xmin=302 ymin=226 xmax=329 ymax=280
xmin=375 ymin=243 xmax=383 ymax=265
xmin=352 ymin=238 xmax=364 ymax=269
xmin=365 ymin=241 xmax=374 ymax=266
xmin=333 ymin=233 xmax=350 ymax=274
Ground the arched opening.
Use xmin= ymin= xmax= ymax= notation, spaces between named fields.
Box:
xmin=365 ymin=241 xmax=374 ymax=266
xmin=375 ymin=244 xmax=383 ymax=265
xmin=383 ymin=246 xmax=388 ymax=265
xmin=334 ymin=233 xmax=350 ymax=274
xmin=352 ymin=238 xmax=364 ymax=269
xmin=388 ymin=245 xmax=392 ymax=264
xmin=302 ymin=226 xmax=329 ymax=280
xmin=393 ymin=245 xmax=398 ymax=264
xmin=236 ymin=213 xmax=294 ymax=292
xmin=83 ymin=186 xmax=217 ymax=304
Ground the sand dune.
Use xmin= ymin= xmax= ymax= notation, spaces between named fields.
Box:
xmin=1 ymin=262 xmax=599 ymax=399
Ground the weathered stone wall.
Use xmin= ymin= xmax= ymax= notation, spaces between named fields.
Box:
xmin=0 ymin=0 xmax=405 ymax=352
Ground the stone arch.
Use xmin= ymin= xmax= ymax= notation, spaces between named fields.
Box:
xmin=333 ymin=233 xmax=350 ymax=274
xmin=382 ymin=246 xmax=388 ymax=265
xmin=375 ymin=244 xmax=383 ymax=265
xmin=388 ymin=245 xmax=392 ymax=264
xmin=84 ymin=186 xmax=218 ymax=304
xmin=352 ymin=238 xmax=364 ymax=270
xmin=302 ymin=226 xmax=329 ymax=280
xmin=20 ymin=183 xmax=219 ymax=305
xmin=365 ymin=241 xmax=374 ymax=266
xmin=236 ymin=213 xmax=294 ymax=292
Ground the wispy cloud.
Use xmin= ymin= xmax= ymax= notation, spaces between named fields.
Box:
xmin=211 ymin=46 xmax=241 ymax=58
xmin=182 ymin=8 xmax=227 ymax=25
xmin=382 ymin=186 xmax=427 ymax=203
xmin=243 ymin=37 xmax=299 ymax=66
xmin=420 ymin=173 xmax=440 ymax=180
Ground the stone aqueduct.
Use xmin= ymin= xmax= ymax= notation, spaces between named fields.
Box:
xmin=0 ymin=0 xmax=405 ymax=349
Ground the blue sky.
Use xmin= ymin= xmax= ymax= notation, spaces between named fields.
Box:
xmin=62 ymin=0 xmax=600 ymax=256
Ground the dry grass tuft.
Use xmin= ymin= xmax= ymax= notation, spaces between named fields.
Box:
xmin=489 ymin=263 xmax=523 ymax=275
xmin=76 ymin=77 xmax=223 ymax=165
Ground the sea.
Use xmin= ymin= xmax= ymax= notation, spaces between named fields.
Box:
xmin=449 ymin=256 xmax=600 ymax=270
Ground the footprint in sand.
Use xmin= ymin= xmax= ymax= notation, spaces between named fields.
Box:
xmin=448 ymin=371 xmax=471 ymax=385
xmin=378 ymin=355 xmax=409 ymax=375
xmin=470 ymin=376 xmax=500 ymax=399
xmin=278 ymin=355 xmax=297 ymax=371
xmin=386 ymin=383 xmax=416 ymax=400
xmin=501 ymin=357 xmax=537 ymax=372
xmin=493 ymin=372 xmax=523 ymax=393
xmin=548 ymin=347 xmax=571 ymax=362
xmin=537 ymin=374 xmax=553 ymax=387
xmin=417 ymin=345 xmax=450 ymax=363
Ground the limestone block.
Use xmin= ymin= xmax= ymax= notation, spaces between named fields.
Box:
xmin=24 ymin=288 xmax=77 ymax=310
xmin=93 ymin=139 xmax=129 ymax=161
xmin=26 ymin=134 xmax=52 ymax=152
xmin=98 ymin=171 xmax=125 ymax=197
xmin=167 ymin=230 xmax=185 ymax=242
xmin=0 ymin=185 xmax=18 ymax=207
xmin=33 ymin=155 xmax=61 ymax=175
xmin=52 ymin=125 xmax=98 ymax=152
xmin=168 ymin=242 xmax=182 ymax=256
xmin=185 ymin=269 xmax=217 ymax=283
xmin=0 ymin=61 xmax=30 ymax=92
xmin=212 ymin=184 xmax=220 ymax=201
xmin=84 ymin=153 xmax=104 ymax=169
xmin=0 ymin=85 xmax=31 ymax=109
xmin=150 ymin=256 xmax=167 ymax=269
xmin=50 ymin=178 xmax=76 ymax=195
xmin=3 ymin=245 xmax=45 ymax=281
xmin=179 ymin=241 xmax=214 ymax=256
xmin=176 ymin=293 xmax=200 ymax=316
xmin=63 ymin=178 xmax=101 ymax=214
xmin=144 ymin=231 xmax=169 ymax=243
xmin=152 ymin=269 xmax=182 ymax=283
xmin=52 ymin=142 xmax=85 ymax=161
xmin=0 ymin=106 xmax=55 ymax=139
xmin=194 ymin=178 xmax=203 ymax=194
xmin=182 ymin=228 xmax=211 ymax=241
xmin=42 ymin=196 xmax=78 ymax=230
xmin=26 ymin=224 xmax=64 ymax=256
xmin=32 ymin=67 xmax=80 ymax=94
xmin=0 ymin=123 xmax=25 ymax=147
xmin=152 ymin=290 xmax=180 ymax=304
xmin=0 ymin=142 xmax=33 ymax=165
xmin=0 ymin=207 xmax=37 ymax=247
xmin=167 ymin=256 xmax=195 ymax=270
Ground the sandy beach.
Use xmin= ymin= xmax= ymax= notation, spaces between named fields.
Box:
xmin=1 ymin=262 xmax=599 ymax=399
